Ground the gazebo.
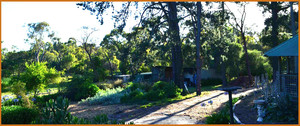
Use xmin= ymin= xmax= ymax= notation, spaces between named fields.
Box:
xmin=264 ymin=35 xmax=298 ymax=100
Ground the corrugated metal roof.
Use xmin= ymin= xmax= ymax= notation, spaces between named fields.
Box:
xmin=264 ymin=35 xmax=298 ymax=57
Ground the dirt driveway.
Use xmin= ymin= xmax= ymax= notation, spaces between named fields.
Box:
xmin=69 ymin=88 xmax=257 ymax=124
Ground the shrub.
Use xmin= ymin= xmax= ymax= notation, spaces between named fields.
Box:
xmin=205 ymin=109 xmax=230 ymax=124
xmin=240 ymin=49 xmax=272 ymax=76
xmin=20 ymin=62 xmax=61 ymax=94
xmin=34 ymin=93 xmax=64 ymax=108
xmin=145 ymin=81 xmax=182 ymax=101
xmin=65 ymin=75 xmax=100 ymax=101
xmin=35 ymin=96 xmax=72 ymax=124
xmin=1 ymin=77 xmax=11 ymax=91
xmin=80 ymin=87 xmax=126 ymax=105
xmin=201 ymin=78 xmax=223 ymax=87
xmin=121 ymin=88 xmax=145 ymax=103
xmin=2 ymin=105 xmax=39 ymax=124
xmin=264 ymin=95 xmax=298 ymax=123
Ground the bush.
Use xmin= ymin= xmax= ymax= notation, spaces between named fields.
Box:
xmin=120 ymin=88 xmax=145 ymax=103
xmin=80 ymin=87 xmax=126 ymax=105
xmin=34 ymin=93 xmax=64 ymax=108
xmin=201 ymin=78 xmax=223 ymax=87
xmin=240 ymin=49 xmax=272 ymax=76
xmin=35 ymin=96 xmax=72 ymax=124
xmin=205 ymin=109 xmax=230 ymax=124
xmin=2 ymin=105 xmax=39 ymax=124
xmin=65 ymin=75 xmax=100 ymax=101
xmin=264 ymin=96 xmax=298 ymax=123
xmin=145 ymin=81 xmax=182 ymax=101
xmin=1 ymin=77 xmax=11 ymax=91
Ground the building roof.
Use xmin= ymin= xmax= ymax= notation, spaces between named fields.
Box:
xmin=264 ymin=35 xmax=298 ymax=57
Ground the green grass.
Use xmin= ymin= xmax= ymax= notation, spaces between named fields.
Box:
xmin=140 ymin=84 xmax=222 ymax=108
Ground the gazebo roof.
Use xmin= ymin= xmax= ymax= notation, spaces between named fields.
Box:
xmin=264 ymin=35 xmax=298 ymax=57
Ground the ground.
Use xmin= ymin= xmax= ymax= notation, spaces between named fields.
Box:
xmin=69 ymin=88 xmax=257 ymax=124
xmin=234 ymin=91 xmax=263 ymax=124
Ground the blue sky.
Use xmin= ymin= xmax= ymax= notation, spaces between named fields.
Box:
xmin=1 ymin=2 xmax=277 ymax=52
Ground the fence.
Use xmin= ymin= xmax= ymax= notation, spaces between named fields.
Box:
xmin=254 ymin=71 xmax=298 ymax=102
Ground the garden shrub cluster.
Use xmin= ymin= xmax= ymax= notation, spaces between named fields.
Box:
xmin=80 ymin=87 xmax=126 ymax=105
xmin=2 ymin=105 xmax=39 ymax=124
xmin=80 ymin=81 xmax=182 ymax=105
xmin=121 ymin=81 xmax=182 ymax=103
xmin=65 ymin=75 xmax=100 ymax=101
xmin=145 ymin=81 xmax=182 ymax=101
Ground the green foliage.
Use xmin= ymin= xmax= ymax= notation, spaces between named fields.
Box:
xmin=19 ymin=62 xmax=61 ymax=93
xmin=34 ymin=93 xmax=64 ymax=108
xmin=145 ymin=81 xmax=182 ymax=101
xmin=240 ymin=49 xmax=272 ymax=76
xmin=65 ymin=75 xmax=100 ymax=101
xmin=80 ymin=87 xmax=126 ymax=105
xmin=201 ymin=78 xmax=223 ymax=87
xmin=205 ymin=109 xmax=230 ymax=124
xmin=35 ymin=96 xmax=72 ymax=124
xmin=264 ymin=96 xmax=298 ymax=123
xmin=1 ymin=77 xmax=11 ymax=91
xmin=2 ymin=105 xmax=39 ymax=124
xmin=121 ymin=88 xmax=145 ymax=103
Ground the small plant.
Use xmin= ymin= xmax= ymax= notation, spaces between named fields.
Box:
xmin=35 ymin=96 xmax=73 ymax=124
xmin=1 ymin=105 xmax=39 ymax=124
xmin=205 ymin=109 xmax=230 ymax=124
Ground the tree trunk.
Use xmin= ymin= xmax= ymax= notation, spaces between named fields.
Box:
xmin=167 ymin=2 xmax=184 ymax=92
xmin=196 ymin=2 xmax=202 ymax=96
xmin=220 ymin=2 xmax=227 ymax=86
xmin=290 ymin=2 xmax=296 ymax=36
xmin=105 ymin=52 xmax=114 ymax=79
xmin=241 ymin=31 xmax=252 ymax=86
xmin=271 ymin=2 xmax=279 ymax=81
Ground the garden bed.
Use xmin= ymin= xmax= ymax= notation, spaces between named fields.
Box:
xmin=234 ymin=91 xmax=262 ymax=124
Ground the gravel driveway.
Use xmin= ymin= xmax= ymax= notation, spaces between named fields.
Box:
xmin=69 ymin=88 xmax=257 ymax=124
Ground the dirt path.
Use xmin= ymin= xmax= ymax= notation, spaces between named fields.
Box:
xmin=69 ymin=88 xmax=257 ymax=124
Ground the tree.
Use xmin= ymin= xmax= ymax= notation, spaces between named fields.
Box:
xmin=226 ymin=2 xmax=252 ymax=86
xmin=26 ymin=22 xmax=54 ymax=62
xmin=18 ymin=62 xmax=61 ymax=96
xmin=258 ymin=2 xmax=291 ymax=80
xmin=195 ymin=2 xmax=202 ymax=95
xmin=77 ymin=2 xmax=190 ymax=91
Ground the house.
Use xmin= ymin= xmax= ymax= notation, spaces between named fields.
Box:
xmin=134 ymin=72 xmax=152 ymax=82
xmin=152 ymin=66 xmax=222 ymax=86
xmin=114 ymin=74 xmax=131 ymax=82
xmin=264 ymin=35 xmax=298 ymax=100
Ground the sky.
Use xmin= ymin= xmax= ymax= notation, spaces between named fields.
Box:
xmin=1 ymin=2 xmax=280 ymax=52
